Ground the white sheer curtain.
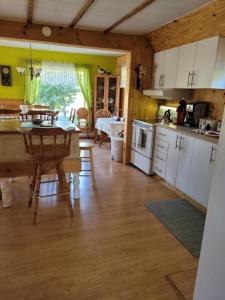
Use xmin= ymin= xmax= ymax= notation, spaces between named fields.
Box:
xmin=41 ymin=60 xmax=76 ymax=86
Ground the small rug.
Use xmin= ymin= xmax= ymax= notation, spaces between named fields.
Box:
xmin=146 ymin=199 xmax=206 ymax=257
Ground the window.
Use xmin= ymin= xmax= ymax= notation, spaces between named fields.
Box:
xmin=37 ymin=61 xmax=85 ymax=117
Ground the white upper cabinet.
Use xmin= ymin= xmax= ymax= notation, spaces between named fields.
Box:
xmin=193 ymin=36 xmax=219 ymax=88
xmin=153 ymin=48 xmax=179 ymax=89
xmin=153 ymin=35 xmax=225 ymax=89
xmin=153 ymin=51 xmax=165 ymax=88
xmin=176 ymin=42 xmax=196 ymax=88
xmin=164 ymin=47 xmax=179 ymax=88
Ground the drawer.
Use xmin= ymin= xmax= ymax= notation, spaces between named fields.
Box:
xmin=153 ymin=161 xmax=166 ymax=178
xmin=154 ymin=138 xmax=169 ymax=154
xmin=156 ymin=127 xmax=169 ymax=142
xmin=153 ymin=150 xmax=167 ymax=165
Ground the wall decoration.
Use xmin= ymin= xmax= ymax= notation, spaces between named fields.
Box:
xmin=134 ymin=64 xmax=147 ymax=91
xmin=0 ymin=65 xmax=12 ymax=86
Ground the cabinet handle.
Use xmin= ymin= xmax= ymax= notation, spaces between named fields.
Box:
xmin=159 ymin=75 xmax=162 ymax=87
xmin=162 ymin=74 xmax=165 ymax=87
xmin=187 ymin=72 xmax=192 ymax=87
xmin=178 ymin=136 xmax=184 ymax=151
xmin=210 ymin=146 xmax=217 ymax=164
xmin=191 ymin=71 xmax=195 ymax=87
xmin=175 ymin=134 xmax=179 ymax=149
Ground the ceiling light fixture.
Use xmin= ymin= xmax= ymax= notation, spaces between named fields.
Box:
xmin=16 ymin=43 xmax=42 ymax=80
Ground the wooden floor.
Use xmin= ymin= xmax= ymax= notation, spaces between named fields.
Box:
xmin=0 ymin=142 xmax=198 ymax=300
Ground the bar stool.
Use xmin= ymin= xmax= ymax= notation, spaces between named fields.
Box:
xmin=21 ymin=127 xmax=75 ymax=225
xmin=79 ymin=142 xmax=96 ymax=188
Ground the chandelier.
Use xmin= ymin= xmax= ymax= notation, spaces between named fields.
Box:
xmin=16 ymin=43 xmax=42 ymax=80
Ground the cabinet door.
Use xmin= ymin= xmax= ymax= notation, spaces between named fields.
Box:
xmin=176 ymin=42 xmax=196 ymax=88
xmin=164 ymin=47 xmax=179 ymax=88
xmin=175 ymin=134 xmax=194 ymax=194
xmin=193 ymin=36 xmax=218 ymax=88
xmin=188 ymin=139 xmax=217 ymax=207
xmin=153 ymin=51 xmax=165 ymax=88
xmin=165 ymin=130 xmax=179 ymax=186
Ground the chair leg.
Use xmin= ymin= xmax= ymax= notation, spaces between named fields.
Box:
xmin=29 ymin=163 xmax=38 ymax=207
xmin=33 ymin=164 xmax=42 ymax=225
xmin=56 ymin=162 xmax=74 ymax=218
xmin=89 ymin=148 xmax=96 ymax=188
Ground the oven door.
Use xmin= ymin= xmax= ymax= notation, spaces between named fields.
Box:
xmin=132 ymin=124 xmax=154 ymax=158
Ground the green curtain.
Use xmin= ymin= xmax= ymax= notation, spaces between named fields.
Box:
xmin=24 ymin=61 xmax=41 ymax=104
xmin=75 ymin=64 xmax=93 ymax=125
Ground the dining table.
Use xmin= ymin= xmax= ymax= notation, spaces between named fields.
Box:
xmin=95 ymin=117 xmax=125 ymax=137
xmin=0 ymin=117 xmax=81 ymax=207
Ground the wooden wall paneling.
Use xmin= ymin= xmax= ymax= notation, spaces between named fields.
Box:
xmin=193 ymin=89 xmax=225 ymax=120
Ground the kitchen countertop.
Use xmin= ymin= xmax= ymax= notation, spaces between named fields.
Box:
xmin=157 ymin=123 xmax=219 ymax=144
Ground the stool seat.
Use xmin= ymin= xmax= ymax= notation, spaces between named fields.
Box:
xmin=79 ymin=142 xmax=96 ymax=188
xmin=79 ymin=142 xmax=94 ymax=149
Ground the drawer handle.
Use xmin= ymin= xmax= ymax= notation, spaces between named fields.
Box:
xmin=155 ymin=166 xmax=162 ymax=173
xmin=157 ymin=144 xmax=165 ymax=149
xmin=156 ymin=155 xmax=163 ymax=161
xmin=159 ymin=133 xmax=167 ymax=137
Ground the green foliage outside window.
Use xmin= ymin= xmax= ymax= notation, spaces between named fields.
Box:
xmin=38 ymin=83 xmax=79 ymax=114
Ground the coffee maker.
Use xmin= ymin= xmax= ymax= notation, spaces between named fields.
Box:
xmin=184 ymin=102 xmax=208 ymax=127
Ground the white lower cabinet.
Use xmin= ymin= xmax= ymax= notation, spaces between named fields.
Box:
xmin=153 ymin=126 xmax=217 ymax=208
xmin=187 ymin=138 xmax=217 ymax=207
xmin=175 ymin=134 xmax=194 ymax=194
xmin=165 ymin=131 xmax=179 ymax=185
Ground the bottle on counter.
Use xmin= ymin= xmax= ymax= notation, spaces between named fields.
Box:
xmin=176 ymin=99 xmax=187 ymax=125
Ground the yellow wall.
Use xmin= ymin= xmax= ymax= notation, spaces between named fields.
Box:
xmin=0 ymin=46 xmax=117 ymax=100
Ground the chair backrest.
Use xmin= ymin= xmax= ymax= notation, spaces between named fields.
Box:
xmin=21 ymin=127 xmax=74 ymax=161
xmin=70 ymin=108 xmax=76 ymax=123
xmin=77 ymin=107 xmax=88 ymax=120
xmin=20 ymin=110 xmax=59 ymax=122
xmin=0 ymin=109 xmax=21 ymax=119
xmin=96 ymin=109 xmax=112 ymax=119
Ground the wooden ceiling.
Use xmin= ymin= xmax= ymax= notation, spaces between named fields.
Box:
xmin=0 ymin=0 xmax=215 ymax=35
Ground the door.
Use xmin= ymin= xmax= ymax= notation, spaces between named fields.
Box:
xmin=176 ymin=42 xmax=196 ymax=88
xmin=175 ymin=134 xmax=194 ymax=194
xmin=164 ymin=47 xmax=179 ymax=88
xmin=95 ymin=75 xmax=106 ymax=111
xmin=153 ymin=51 xmax=165 ymax=88
xmin=193 ymin=36 xmax=218 ymax=88
xmin=188 ymin=139 xmax=217 ymax=207
xmin=165 ymin=130 xmax=179 ymax=186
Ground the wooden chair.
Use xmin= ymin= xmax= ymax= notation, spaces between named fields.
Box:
xmin=21 ymin=127 xmax=75 ymax=225
xmin=0 ymin=109 xmax=21 ymax=119
xmin=30 ymin=105 xmax=50 ymax=110
xmin=70 ymin=108 xmax=76 ymax=123
xmin=79 ymin=142 xmax=96 ymax=188
xmin=95 ymin=109 xmax=112 ymax=148
xmin=76 ymin=107 xmax=89 ymax=136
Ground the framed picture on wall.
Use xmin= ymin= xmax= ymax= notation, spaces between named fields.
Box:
xmin=0 ymin=65 xmax=12 ymax=86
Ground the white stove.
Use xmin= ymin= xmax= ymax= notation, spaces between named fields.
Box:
xmin=130 ymin=119 xmax=157 ymax=175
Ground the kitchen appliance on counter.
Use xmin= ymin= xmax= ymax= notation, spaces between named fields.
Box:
xmin=184 ymin=102 xmax=208 ymax=127
xmin=131 ymin=120 xmax=156 ymax=175
xmin=157 ymin=105 xmax=177 ymax=124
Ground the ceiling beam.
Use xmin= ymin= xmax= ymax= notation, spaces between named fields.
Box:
xmin=69 ymin=0 xmax=95 ymax=28
xmin=104 ymin=0 xmax=155 ymax=34
xmin=27 ymin=0 xmax=35 ymax=23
